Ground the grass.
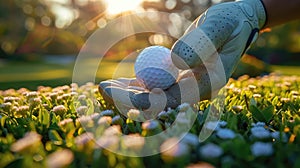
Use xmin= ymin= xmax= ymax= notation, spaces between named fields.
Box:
xmin=1 ymin=57 xmax=300 ymax=90
xmin=0 ymin=59 xmax=135 ymax=90
xmin=0 ymin=74 xmax=300 ymax=167
xmin=271 ymin=65 xmax=300 ymax=76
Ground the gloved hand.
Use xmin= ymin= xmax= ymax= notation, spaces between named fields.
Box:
xmin=172 ymin=0 xmax=267 ymax=75
xmin=99 ymin=0 xmax=267 ymax=113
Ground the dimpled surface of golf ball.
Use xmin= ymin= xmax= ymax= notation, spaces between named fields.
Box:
xmin=134 ymin=46 xmax=179 ymax=90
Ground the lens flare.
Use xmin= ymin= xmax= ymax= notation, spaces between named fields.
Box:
xmin=104 ymin=0 xmax=143 ymax=15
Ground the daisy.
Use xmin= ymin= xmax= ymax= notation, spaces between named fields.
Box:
xmin=199 ymin=143 xmax=223 ymax=158
xmin=216 ymin=128 xmax=236 ymax=139
xmin=251 ymin=126 xmax=270 ymax=139
xmin=251 ymin=142 xmax=273 ymax=157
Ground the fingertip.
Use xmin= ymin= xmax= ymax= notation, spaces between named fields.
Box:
xmin=103 ymin=87 xmax=113 ymax=97
xmin=132 ymin=93 xmax=151 ymax=109
xmin=99 ymin=81 xmax=112 ymax=90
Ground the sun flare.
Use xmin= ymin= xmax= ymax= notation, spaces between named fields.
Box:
xmin=104 ymin=0 xmax=144 ymax=15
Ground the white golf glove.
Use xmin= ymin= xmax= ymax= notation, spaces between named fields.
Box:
xmin=172 ymin=0 xmax=267 ymax=78
xmin=99 ymin=0 xmax=267 ymax=113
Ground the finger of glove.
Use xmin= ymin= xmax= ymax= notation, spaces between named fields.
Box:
xmin=187 ymin=64 xmax=227 ymax=101
xmin=99 ymin=79 xmax=144 ymax=91
xmin=102 ymin=84 xmax=166 ymax=112
xmin=98 ymin=81 xmax=112 ymax=101
xmin=172 ymin=2 xmax=238 ymax=70
xmin=185 ymin=22 xmax=251 ymax=102
xmin=99 ymin=80 xmax=127 ymax=89
xmin=218 ymin=21 xmax=253 ymax=79
xmin=102 ymin=86 xmax=136 ymax=108
xmin=171 ymin=28 xmax=218 ymax=69
xmin=116 ymin=78 xmax=143 ymax=87
xmin=177 ymin=69 xmax=194 ymax=81
xmin=98 ymin=79 xmax=141 ymax=106
xmin=166 ymin=77 xmax=200 ymax=106
xmin=98 ymin=83 xmax=114 ymax=105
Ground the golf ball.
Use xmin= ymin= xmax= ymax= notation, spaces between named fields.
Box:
xmin=134 ymin=46 xmax=179 ymax=90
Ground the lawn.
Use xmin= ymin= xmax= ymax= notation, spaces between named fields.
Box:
xmin=1 ymin=58 xmax=300 ymax=90
xmin=0 ymin=58 xmax=300 ymax=167
xmin=0 ymin=59 xmax=135 ymax=90
xmin=0 ymin=73 xmax=300 ymax=167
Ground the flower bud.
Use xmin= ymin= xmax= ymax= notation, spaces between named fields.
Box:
xmin=100 ymin=110 xmax=114 ymax=117
xmin=161 ymin=138 xmax=190 ymax=164
xmin=53 ymin=105 xmax=67 ymax=116
xmin=127 ymin=109 xmax=141 ymax=120
xmin=112 ymin=115 xmax=124 ymax=126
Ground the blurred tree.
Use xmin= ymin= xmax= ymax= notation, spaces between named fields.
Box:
xmin=0 ymin=0 xmax=298 ymax=65
xmin=0 ymin=0 xmax=27 ymax=56
xmin=249 ymin=21 xmax=300 ymax=64
xmin=0 ymin=0 xmax=106 ymax=58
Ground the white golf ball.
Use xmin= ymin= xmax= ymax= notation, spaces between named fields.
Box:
xmin=134 ymin=46 xmax=179 ymax=90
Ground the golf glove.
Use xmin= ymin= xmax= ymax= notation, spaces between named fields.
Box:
xmin=172 ymin=0 xmax=267 ymax=78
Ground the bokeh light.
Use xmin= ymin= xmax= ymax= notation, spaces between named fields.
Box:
xmin=104 ymin=0 xmax=144 ymax=15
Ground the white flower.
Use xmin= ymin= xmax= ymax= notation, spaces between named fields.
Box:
xmin=122 ymin=134 xmax=145 ymax=151
xmin=177 ymin=103 xmax=190 ymax=112
xmin=103 ymin=125 xmax=122 ymax=136
xmin=17 ymin=105 xmax=29 ymax=113
xmin=127 ymin=109 xmax=140 ymax=120
xmin=76 ymin=106 xmax=88 ymax=115
xmin=176 ymin=112 xmax=190 ymax=125
xmin=26 ymin=91 xmax=38 ymax=98
xmin=10 ymin=132 xmax=42 ymax=153
xmin=204 ymin=121 xmax=220 ymax=131
xmin=251 ymin=126 xmax=270 ymax=139
xmin=251 ymin=122 xmax=266 ymax=127
xmin=77 ymin=115 xmax=92 ymax=124
xmin=291 ymin=90 xmax=299 ymax=95
xmin=161 ymin=138 xmax=190 ymax=162
xmin=204 ymin=120 xmax=227 ymax=131
xmin=47 ymin=149 xmax=74 ymax=168
xmin=97 ymin=116 xmax=112 ymax=126
xmin=216 ymin=128 xmax=236 ymax=139
xmin=53 ymin=105 xmax=67 ymax=115
xmin=248 ymin=84 xmax=257 ymax=90
xmin=96 ymin=135 xmax=119 ymax=151
xmin=199 ymin=143 xmax=223 ymax=158
xmin=232 ymin=105 xmax=243 ymax=112
xmin=280 ymin=97 xmax=290 ymax=103
xmin=58 ymin=118 xmax=73 ymax=127
xmin=180 ymin=133 xmax=199 ymax=148
xmin=142 ymin=120 xmax=160 ymax=131
xmin=4 ymin=96 xmax=17 ymax=103
xmin=253 ymin=94 xmax=261 ymax=98
xmin=251 ymin=142 xmax=273 ymax=157
xmin=78 ymin=94 xmax=87 ymax=101
xmin=75 ymin=132 xmax=94 ymax=146
xmin=219 ymin=121 xmax=227 ymax=127
xmin=70 ymin=91 xmax=78 ymax=97
xmin=90 ymin=113 xmax=101 ymax=120
xmin=100 ymin=110 xmax=114 ymax=117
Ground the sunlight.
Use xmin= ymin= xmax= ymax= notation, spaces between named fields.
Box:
xmin=104 ymin=0 xmax=144 ymax=15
